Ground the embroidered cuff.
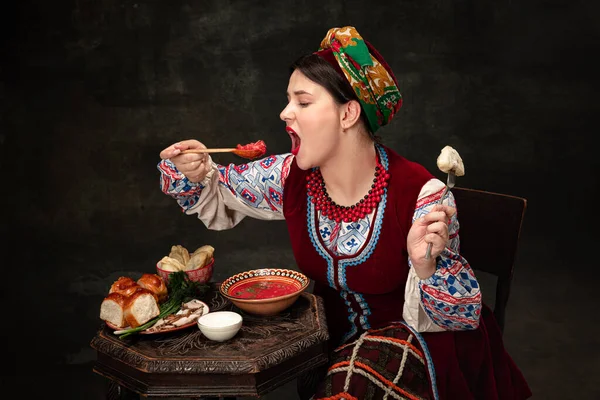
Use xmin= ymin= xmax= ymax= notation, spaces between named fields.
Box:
xmin=157 ymin=159 xmax=205 ymax=211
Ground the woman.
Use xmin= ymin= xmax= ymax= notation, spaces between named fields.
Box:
xmin=157 ymin=27 xmax=531 ymax=400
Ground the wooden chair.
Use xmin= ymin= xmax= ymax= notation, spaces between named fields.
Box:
xmin=451 ymin=187 xmax=527 ymax=333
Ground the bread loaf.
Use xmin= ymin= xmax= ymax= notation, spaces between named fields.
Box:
xmin=123 ymin=287 xmax=160 ymax=328
xmin=109 ymin=276 xmax=139 ymax=297
xmin=137 ymin=273 xmax=168 ymax=303
xmin=99 ymin=292 xmax=128 ymax=328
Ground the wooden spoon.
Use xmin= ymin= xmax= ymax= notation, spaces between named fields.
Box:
xmin=180 ymin=140 xmax=267 ymax=160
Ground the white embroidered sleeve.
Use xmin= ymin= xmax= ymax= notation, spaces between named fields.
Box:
xmin=403 ymin=178 xmax=447 ymax=332
xmin=402 ymin=178 xmax=482 ymax=332
xmin=158 ymin=154 xmax=293 ymax=230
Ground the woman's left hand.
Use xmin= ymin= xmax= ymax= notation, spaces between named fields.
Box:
xmin=406 ymin=204 xmax=456 ymax=279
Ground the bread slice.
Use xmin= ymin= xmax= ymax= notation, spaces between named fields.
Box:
xmin=100 ymin=292 xmax=128 ymax=328
xmin=124 ymin=287 xmax=160 ymax=328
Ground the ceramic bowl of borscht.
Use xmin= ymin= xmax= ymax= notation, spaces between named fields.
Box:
xmin=219 ymin=268 xmax=310 ymax=316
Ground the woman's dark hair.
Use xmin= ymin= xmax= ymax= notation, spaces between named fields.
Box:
xmin=290 ymin=54 xmax=381 ymax=143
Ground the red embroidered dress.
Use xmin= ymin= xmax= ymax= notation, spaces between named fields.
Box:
xmin=281 ymin=146 xmax=531 ymax=399
xmin=284 ymin=146 xmax=432 ymax=345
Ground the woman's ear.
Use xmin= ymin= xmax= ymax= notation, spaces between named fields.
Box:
xmin=340 ymin=100 xmax=362 ymax=129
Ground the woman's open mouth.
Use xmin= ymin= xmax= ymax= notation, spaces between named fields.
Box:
xmin=286 ymin=127 xmax=301 ymax=156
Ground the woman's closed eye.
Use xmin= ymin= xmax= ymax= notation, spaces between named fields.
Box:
xmin=298 ymin=102 xmax=311 ymax=108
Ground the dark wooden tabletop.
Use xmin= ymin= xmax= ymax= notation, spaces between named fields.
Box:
xmin=90 ymin=283 xmax=330 ymax=398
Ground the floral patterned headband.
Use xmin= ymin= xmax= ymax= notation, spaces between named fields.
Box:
xmin=316 ymin=26 xmax=402 ymax=133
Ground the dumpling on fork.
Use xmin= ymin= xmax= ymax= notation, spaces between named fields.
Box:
xmin=436 ymin=145 xmax=465 ymax=176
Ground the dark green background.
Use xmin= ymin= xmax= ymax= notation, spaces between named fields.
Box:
xmin=3 ymin=0 xmax=597 ymax=398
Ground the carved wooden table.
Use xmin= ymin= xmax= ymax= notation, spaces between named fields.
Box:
xmin=90 ymin=284 xmax=329 ymax=399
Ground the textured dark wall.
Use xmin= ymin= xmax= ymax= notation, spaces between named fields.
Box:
xmin=2 ymin=0 xmax=598 ymax=390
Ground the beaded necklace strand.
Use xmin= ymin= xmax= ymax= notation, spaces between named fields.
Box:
xmin=306 ymin=159 xmax=390 ymax=223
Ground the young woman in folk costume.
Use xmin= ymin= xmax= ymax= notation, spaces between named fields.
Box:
xmin=158 ymin=26 xmax=531 ymax=400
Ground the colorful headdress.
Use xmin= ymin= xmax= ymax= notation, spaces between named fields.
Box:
xmin=315 ymin=26 xmax=402 ymax=133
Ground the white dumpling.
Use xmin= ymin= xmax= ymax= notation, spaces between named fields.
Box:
xmin=191 ymin=245 xmax=214 ymax=259
xmin=185 ymin=251 xmax=211 ymax=271
xmin=168 ymin=245 xmax=190 ymax=265
xmin=436 ymin=146 xmax=465 ymax=176
xmin=159 ymin=256 xmax=185 ymax=272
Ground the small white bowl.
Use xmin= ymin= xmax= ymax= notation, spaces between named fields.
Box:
xmin=197 ymin=311 xmax=242 ymax=342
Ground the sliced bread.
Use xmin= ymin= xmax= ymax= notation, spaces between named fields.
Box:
xmin=124 ymin=287 xmax=160 ymax=328
xmin=99 ymin=292 xmax=128 ymax=328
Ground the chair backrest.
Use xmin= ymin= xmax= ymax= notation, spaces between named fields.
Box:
xmin=451 ymin=187 xmax=527 ymax=333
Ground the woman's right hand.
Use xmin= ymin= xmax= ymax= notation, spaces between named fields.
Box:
xmin=159 ymin=139 xmax=212 ymax=183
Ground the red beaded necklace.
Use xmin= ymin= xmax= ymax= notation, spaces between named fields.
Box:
xmin=306 ymin=159 xmax=390 ymax=223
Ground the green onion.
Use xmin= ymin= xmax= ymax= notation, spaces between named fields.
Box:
xmin=117 ymin=271 xmax=209 ymax=339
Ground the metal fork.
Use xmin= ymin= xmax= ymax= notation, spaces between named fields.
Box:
xmin=424 ymin=172 xmax=456 ymax=260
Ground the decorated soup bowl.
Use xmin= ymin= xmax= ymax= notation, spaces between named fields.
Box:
xmin=220 ymin=268 xmax=310 ymax=316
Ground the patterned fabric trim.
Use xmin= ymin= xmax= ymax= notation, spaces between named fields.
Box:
xmin=356 ymin=293 xmax=372 ymax=330
xmin=337 ymin=291 xmax=372 ymax=345
xmin=157 ymin=159 xmax=204 ymax=211
xmin=340 ymin=291 xmax=359 ymax=343
xmin=307 ymin=200 xmax=337 ymax=289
